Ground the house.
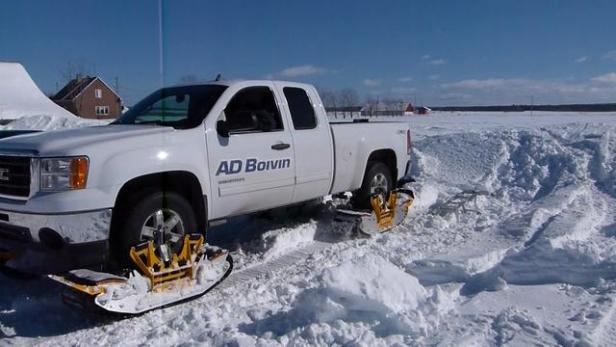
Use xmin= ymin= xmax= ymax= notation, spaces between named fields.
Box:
xmin=404 ymin=103 xmax=415 ymax=116
xmin=415 ymin=106 xmax=431 ymax=115
xmin=52 ymin=75 xmax=122 ymax=119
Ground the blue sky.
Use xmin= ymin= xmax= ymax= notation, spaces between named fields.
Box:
xmin=2 ymin=0 xmax=616 ymax=106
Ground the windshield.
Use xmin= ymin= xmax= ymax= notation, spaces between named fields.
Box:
xmin=113 ymin=85 xmax=227 ymax=129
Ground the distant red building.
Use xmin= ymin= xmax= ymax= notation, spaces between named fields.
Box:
xmin=404 ymin=103 xmax=415 ymax=115
xmin=52 ymin=75 xmax=122 ymax=119
xmin=415 ymin=106 xmax=431 ymax=115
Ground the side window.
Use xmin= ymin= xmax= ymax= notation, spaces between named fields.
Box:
xmin=224 ymin=87 xmax=283 ymax=134
xmin=283 ymin=87 xmax=316 ymax=130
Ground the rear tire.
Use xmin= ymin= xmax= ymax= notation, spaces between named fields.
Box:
xmin=353 ymin=162 xmax=393 ymax=209
xmin=112 ymin=191 xmax=197 ymax=267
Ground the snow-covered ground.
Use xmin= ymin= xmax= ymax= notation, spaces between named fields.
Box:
xmin=2 ymin=111 xmax=616 ymax=346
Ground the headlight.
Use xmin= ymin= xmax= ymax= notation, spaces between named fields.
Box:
xmin=40 ymin=156 xmax=89 ymax=191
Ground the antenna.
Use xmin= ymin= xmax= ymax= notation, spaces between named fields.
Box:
xmin=215 ymin=73 xmax=223 ymax=82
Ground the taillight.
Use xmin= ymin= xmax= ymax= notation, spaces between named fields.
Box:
xmin=406 ymin=129 xmax=412 ymax=155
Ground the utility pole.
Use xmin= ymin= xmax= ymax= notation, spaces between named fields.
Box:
xmin=530 ymin=95 xmax=534 ymax=117
xmin=114 ymin=77 xmax=120 ymax=94
xmin=158 ymin=0 xmax=165 ymax=88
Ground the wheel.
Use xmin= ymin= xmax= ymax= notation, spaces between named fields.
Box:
xmin=112 ymin=190 xmax=197 ymax=266
xmin=353 ymin=162 xmax=393 ymax=209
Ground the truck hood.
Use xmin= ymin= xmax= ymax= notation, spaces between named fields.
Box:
xmin=0 ymin=125 xmax=176 ymax=155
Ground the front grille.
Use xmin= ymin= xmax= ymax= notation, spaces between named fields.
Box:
xmin=0 ymin=222 xmax=32 ymax=243
xmin=0 ymin=156 xmax=31 ymax=197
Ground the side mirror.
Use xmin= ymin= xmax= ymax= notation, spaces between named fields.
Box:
xmin=216 ymin=120 xmax=229 ymax=137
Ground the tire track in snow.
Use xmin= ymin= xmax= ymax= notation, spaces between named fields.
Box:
xmin=594 ymin=299 xmax=616 ymax=347
xmin=218 ymin=241 xmax=330 ymax=290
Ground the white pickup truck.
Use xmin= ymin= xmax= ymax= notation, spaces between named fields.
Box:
xmin=0 ymin=80 xmax=412 ymax=275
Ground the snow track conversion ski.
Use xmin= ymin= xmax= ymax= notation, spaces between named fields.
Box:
xmin=335 ymin=188 xmax=415 ymax=236
xmin=49 ymin=234 xmax=232 ymax=315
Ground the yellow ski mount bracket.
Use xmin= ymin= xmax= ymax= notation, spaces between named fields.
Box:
xmin=129 ymin=233 xmax=204 ymax=291
xmin=370 ymin=189 xmax=415 ymax=232
xmin=370 ymin=191 xmax=397 ymax=231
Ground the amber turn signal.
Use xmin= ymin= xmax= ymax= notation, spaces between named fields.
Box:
xmin=69 ymin=157 xmax=89 ymax=189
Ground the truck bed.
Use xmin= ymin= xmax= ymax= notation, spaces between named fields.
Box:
xmin=329 ymin=120 xmax=410 ymax=194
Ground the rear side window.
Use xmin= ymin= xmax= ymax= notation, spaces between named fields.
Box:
xmin=283 ymin=87 xmax=317 ymax=130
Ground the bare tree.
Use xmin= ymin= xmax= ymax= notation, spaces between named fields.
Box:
xmin=316 ymin=88 xmax=337 ymax=108
xmin=316 ymin=87 xmax=361 ymax=109
xmin=337 ymin=89 xmax=359 ymax=107
xmin=57 ymin=60 xmax=94 ymax=115
xmin=59 ymin=60 xmax=92 ymax=84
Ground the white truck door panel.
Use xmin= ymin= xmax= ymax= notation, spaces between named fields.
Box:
xmin=206 ymin=85 xmax=295 ymax=218
xmin=275 ymin=83 xmax=334 ymax=203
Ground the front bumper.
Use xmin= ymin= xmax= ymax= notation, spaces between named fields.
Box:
xmin=0 ymin=208 xmax=112 ymax=274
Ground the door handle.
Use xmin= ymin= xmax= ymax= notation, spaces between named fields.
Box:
xmin=271 ymin=143 xmax=291 ymax=150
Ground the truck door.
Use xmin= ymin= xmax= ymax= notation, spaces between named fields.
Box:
xmin=206 ymin=85 xmax=295 ymax=218
xmin=276 ymin=84 xmax=334 ymax=203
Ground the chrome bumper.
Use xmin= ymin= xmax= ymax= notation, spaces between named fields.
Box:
xmin=0 ymin=208 xmax=112 ymax=244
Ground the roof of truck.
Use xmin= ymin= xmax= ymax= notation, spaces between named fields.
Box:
xmin=173 ymin=79 xmax=313 ymax=89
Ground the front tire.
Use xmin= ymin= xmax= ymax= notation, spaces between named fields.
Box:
xmin=353 ymin=162 xmax=393 ymax=209
xmin=113 ymin=191 xmax=197 ymax=266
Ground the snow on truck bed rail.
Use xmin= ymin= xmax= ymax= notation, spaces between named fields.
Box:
xmin=2 ymin=112 xmax=616 ymax=346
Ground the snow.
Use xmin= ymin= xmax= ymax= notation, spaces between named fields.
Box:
xmin=2 ymin=114 xmax=103 ymax=131
xmin=0 ymin=62 xmax=104 ymax=130
xmin=2 ymin=111 xmax=616 ymax=346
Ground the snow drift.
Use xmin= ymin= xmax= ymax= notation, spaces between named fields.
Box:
xmin=0 ymin=62 xmax=100 ymax=130
xmin=0 ymin=62 xmax=75 ymax=120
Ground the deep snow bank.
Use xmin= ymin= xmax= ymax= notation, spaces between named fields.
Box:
xmin=0 ymin=62 xmax=104 ymax=130
xmin=402 ymin=119 xmax=616 ymax=344
xmin=409 ymin=123 xmax=616 ymax=289
xmin=239 ymin=253 xmax=456 ymax=346
xmin=0 ymin=62 xmax=75 ymax=121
